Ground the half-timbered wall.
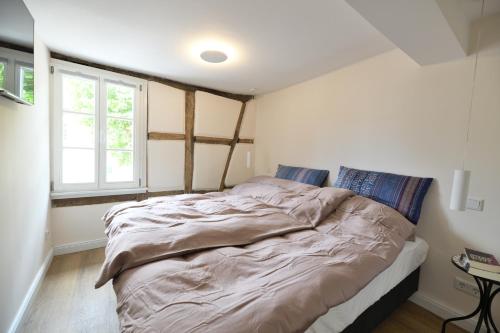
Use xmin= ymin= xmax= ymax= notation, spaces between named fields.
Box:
xmin=147 ymin=85 xmax=256 ymax=194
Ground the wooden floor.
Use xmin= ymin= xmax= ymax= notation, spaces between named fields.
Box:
xmin=20 ymin=248 xmax=466 ymax=333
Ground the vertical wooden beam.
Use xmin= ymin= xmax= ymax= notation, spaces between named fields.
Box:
xmin=219 ymin=102 xmax=246 ymax=191
xmin=184 ymin=91 xmax=195 ymax=193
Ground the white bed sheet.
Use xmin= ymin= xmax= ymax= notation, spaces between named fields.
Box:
xmin=306 ymin=237 xmax=429 ymax=333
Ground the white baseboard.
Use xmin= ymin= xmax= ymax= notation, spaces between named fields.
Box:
xmin=8 ymin=249 xmax=54 ymax=333
xmin=410 ymin=291 xmax=486 ymax=332
xmin=53 ymin=238 xmax=107 ymax=255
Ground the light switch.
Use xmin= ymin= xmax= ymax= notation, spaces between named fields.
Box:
xmin=466 ymin=197 xmax=484 ymax=211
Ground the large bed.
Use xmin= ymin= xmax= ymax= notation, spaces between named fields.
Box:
xmin=307 ymin=237 xmax=428 ymax=332
xmin=96 ymin=176 xmax=429 ymax=332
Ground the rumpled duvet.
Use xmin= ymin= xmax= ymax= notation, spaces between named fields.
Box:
xmin=96 ymin=176 xmax=415 ymax=333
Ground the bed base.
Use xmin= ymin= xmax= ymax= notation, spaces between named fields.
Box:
xmin=341 ymin=267 xmax=420 ymax=333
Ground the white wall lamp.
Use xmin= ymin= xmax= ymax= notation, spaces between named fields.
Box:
xmin=449 ymin=0 xmax=485 ymax=211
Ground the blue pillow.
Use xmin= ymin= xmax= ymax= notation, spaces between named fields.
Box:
xmin=275 ymin=164 xmax=329 ymax=187
xmin=334 ymin=166 xmax=433 ymax=224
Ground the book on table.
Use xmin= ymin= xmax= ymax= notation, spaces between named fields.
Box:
xmin=467 ymin=266 xmax=500 ymax=282
xmin=465 ymin=248 xmax=500 ymax=273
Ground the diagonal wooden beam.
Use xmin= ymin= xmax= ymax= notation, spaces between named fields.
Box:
xmin=219 ymin=102 xmax=246 ymax=191
xmin=184 ymin=91 xmax=195 ymax=193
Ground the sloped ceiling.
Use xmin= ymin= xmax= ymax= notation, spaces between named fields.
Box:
xmin=24 ymin=0 xmax=394 ymax=94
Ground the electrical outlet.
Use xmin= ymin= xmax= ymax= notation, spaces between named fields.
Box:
xmin=466 ymin=197 xmax=484 ymax=211
xmin=454 ymin=277 xmax=480 ymax=298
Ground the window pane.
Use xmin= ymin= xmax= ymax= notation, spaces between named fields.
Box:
xmin=106 ymin=150 xmax=133 ymax=182
xmin=0 ymin=62 xmax=5 ymax=89
xmin=62 ymin=75 xmax=95 ymax=113
xmin=62 ymin=148 xmax=95 ymax=183
xmin=63 ymin=113 xmax=95 ymax=148
xmin=107 ymin=118 xmax=133 ymax=149
xmin=107 ymin=83 xmax=134 ymax=118
xmin=20 ymin=66 xmax=34 ymax=104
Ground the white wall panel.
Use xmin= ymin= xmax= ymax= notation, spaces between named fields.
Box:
xmin=239 ymin=99 xmax=256 ymax=139
xmin=148 ymin=140 xmax=184 ymax=191
xmin=255 ymin=17 xmax=500 ymax=324
xmin=193 ymin=143 xmax=229 ymax=190
xmin=148 ymin=81 xmax=184 ymax=133
xmin=226 ymin=144 xmax=255 ymax=186
xmin=194 ymin=91 xmax=241 ymax=138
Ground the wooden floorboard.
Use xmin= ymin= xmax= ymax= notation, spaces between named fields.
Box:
xmin=20 ymin=248 xmax=466 ymax=333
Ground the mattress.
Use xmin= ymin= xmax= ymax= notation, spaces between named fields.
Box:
xmin=306 ymin=237 xmax=429 ymax=333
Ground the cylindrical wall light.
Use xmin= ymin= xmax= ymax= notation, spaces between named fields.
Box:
xmin=448 ymin=0 xmax=485 ymax=212
xmin=450 ymin=169 xmax=470 ymax=211
xmin=246 ymin=151 xmax=252 ymax=169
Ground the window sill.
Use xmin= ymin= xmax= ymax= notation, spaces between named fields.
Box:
xmin=51 ymin=188 xmax=148 ymax=200
xmin=51 ymin=188 xmax=149 ymax=208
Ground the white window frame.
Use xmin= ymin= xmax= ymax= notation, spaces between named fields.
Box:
xmin=0 ymin=57 xmax=8 ymax=89
xmin=0 ymin=47 xmax=33 ymax=96
xmin=15 ymin=61 xmax=34 ymax=101
xmin=50 ymin=59 xmax=147 ymax=197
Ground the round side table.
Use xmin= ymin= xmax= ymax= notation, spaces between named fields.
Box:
xmin=441 ymin=255 xmax=500 ymax=333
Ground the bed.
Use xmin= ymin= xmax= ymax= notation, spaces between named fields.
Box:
xmin=96 ymin=175 xmax=429 ymax=332
xmin=307 ymin=237 xmax=428 ymax=332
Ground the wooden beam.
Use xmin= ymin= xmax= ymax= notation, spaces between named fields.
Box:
xmin=146 ymin=190 xmax=184 ymax=198
xmin=148 ymin=132 xmax=253 ymax=145
xmin=50 ymin=52 xmax=253 ymax=103
xmin=51 ymin=193 xmax=147 ymax=208
xmin=0 ymin=40 xmax=33 ymax=54
xmin=237 ymin=138 xmax=254 ymax=144
xmin=219 ymin=102 xmax=246 ymax=191
xmin=148 ymin=132 xmax=185 ymax=140
xmin=194 ymin=136 xmax=232 ymax=145
xmin=184 ymin=91 xmax=195 ymax=193
xmin=50 ymin=189 xmax=227 ymax=207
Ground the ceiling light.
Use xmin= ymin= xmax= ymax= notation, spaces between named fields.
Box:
xmin=200 ymin=50 xmax=228 ymax=63
xmin=190 ymin=38 xmax=238 ymax=65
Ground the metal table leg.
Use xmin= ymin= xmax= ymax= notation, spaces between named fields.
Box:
xmin=442 ymin=277 xmax=484 ymax=333
xmin=487 ymin=287 xmax=499 ymax=333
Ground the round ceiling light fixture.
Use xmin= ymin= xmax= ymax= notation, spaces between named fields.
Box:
xmin=200 ymin=50 xmax=228 ymax=63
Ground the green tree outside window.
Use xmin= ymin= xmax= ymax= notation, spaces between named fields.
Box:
xmin=0 ymin=63 xmax=5 ymax=89
xmin=21 ymin=66 xmax=34 ymax=104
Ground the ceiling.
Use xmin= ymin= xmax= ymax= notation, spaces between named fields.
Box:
xmin=24 ymin=0 xmax=395 ymax=95
xmin=23 ymin=0 xmax=500 ymax=95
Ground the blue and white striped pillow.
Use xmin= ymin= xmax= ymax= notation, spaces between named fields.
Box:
xmin=334 ymin=166 xmax=433 ymax=224
xmin=275 ymin=164 xmax=329 ymax=187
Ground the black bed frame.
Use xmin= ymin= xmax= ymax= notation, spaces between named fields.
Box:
xmin=340 ymin=267 xmax=420 ymax=333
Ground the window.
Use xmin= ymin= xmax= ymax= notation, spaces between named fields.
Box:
xmin=0 ymin=60 xmax=6 ymax=89
xmin=19 ymin=65 xmax=34 ymax=103
xmin=51 ymin=61 xmax=146 ymax=195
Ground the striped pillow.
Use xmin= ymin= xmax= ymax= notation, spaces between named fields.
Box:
xmin=275 ymin=165 xmax=329 ymax=187
xmin=334 ymin=166 xmax=433 ymax=224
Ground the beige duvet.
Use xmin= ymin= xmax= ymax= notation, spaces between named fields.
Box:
xmin=96 ymin=176 xmax=415 ymax=333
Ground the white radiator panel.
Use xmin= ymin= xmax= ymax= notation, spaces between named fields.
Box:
xmin=194 ymin=91 xmax=241 ymax=138
xmin=148 ymin=81 xmax=185 ymax=133
xmin=193 ymin=143 xmax=229 ymax=190
xmin=239 ymin=99 xmax=256 ymax=139
xmin=226 ymin=144 xmax=255 ymax=186
xmin=147 ymin=140 xmax=185 ymax=191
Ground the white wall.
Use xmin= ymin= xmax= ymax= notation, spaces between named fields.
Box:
xmin=51 ymin=203 xmax=116 ymax=247
xmin=0 ymin=36 xmax=52 ymax=333
xmin=254 ymin=14 xmax=500 ymax=324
